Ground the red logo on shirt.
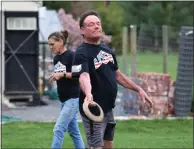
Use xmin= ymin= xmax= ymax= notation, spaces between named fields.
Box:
xmin=93 ymin=50 xmax=114 ymax=69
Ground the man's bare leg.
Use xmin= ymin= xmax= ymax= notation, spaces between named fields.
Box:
xmin=103 ymin=140 xmax=113 ymax=149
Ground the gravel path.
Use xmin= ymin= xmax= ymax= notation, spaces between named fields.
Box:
xmin=2 ymin=96 xmax=61 ymax=122
xmin=1 ymin=95 xmax=124 ymax=123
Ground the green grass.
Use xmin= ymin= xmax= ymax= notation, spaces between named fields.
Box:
xmin=117 ymin=51 xmax=178 ymax=80
xmin=2 ymin=119 xmax=193 ymax=148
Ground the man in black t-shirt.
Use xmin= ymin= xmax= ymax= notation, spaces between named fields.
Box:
xmin=73 ymin=11 xmax=153 ymax=149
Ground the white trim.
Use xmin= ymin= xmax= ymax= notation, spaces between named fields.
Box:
xmin=1 ymin=1 xmax=40 ymax=11
xmin=1 ymin=11 xmax=5 ymax=104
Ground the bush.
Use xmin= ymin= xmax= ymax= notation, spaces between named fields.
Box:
xmin=92 ymin=2 xmax=124 ymax=52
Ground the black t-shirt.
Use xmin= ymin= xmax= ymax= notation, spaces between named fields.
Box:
xmin=53 ymin=50 xmax=80 ymax=102
xmin=73 ymin=42 xmax=119 ymax=116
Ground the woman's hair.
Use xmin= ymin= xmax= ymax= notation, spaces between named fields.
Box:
xmin=48 ymin=30 xmax=68 ymax=45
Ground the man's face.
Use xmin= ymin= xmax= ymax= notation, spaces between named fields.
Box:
xmin=81 ymin=15 xmax=102 ymax=39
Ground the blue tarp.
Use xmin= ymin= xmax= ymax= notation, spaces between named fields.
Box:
xmin=1 ymin=115 xmax=23 ymax=124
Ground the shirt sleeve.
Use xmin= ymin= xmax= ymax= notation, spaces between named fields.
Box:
xmin=72 ymin=49 xmax=89 ymax=77
xmin=53 ymin=56 xmax=57 ymax=65
xmin=112 ymin=53 xmax=119 ymax=71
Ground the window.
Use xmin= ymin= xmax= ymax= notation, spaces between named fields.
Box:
xmin=7 ymin=17 xmax=37 ymax=30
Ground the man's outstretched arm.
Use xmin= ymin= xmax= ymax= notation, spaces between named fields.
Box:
xmin=115 ymin=69 xmax=140 ymax=92
xmin=116 ymin=69 xmax=153 ymax=107
xmin=79 ymin=72 xmax=92 ymax=96
xmin=79 ymin=72 xmax=93 ymax=103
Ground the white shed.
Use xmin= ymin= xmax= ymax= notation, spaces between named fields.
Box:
xmin=1 ymin=0 xmax=42 ymax=107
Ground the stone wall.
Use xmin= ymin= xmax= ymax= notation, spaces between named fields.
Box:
xmin=135 ymin=72 xmax=175 ymax=117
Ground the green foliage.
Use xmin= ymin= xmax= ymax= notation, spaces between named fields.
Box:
xmin=43 ymin=1 xmax=193 ymax=52
xmin=43 ymin=1 xmax=71 ymax=13
xmin=119 ymin=1 xmax=150 ymax=26
xmin=43 ymin=1 xmax=193 ymax=34
xmin=119 ymin=1 xmax=193 ymax=29
xmin=146 ymin=2 xmax=173 ymax=25
xmin=92 ymin=2 xmax=124 ymax=53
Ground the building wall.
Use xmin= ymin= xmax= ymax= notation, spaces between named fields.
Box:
xmin=1 ymin=1 xmax=42 ymax=11
xmin=0 ymin=10 xmax=5 ymax=95
xmin=0 ymin=0 xmax=41 ymax=98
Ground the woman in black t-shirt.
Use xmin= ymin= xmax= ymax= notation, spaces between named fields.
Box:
xmin=48 ymin=30 xmax=84 ymax=149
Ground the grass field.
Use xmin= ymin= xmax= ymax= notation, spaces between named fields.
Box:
xmin=2 ymin=119 xmax=193 ymax=148
xmin=117 ymin=51 xmax=178 ymax=80
xmin=2 ymin=52 xmax=186 ymax=148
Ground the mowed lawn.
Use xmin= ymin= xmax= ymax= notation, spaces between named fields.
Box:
xmin=2 ymin=119 xmax=193 ymax=148
xmin=117 ymin=51 xmax=178 ymax=80
xmin=2 ymin=52 xmax=184 ymax=148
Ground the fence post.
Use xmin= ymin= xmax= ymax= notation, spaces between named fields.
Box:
xmin=122 ymin=26 xmax=128 ymax=75
xmin=130 ymin=25 xmax=137 ymax=77
xmin=162 ymin=25 xmax=168 ymax=74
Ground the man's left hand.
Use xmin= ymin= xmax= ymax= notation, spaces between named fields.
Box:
xmin=49 ymin=72 xmax=65 ymax=82
xmin=138 ymin=88 xmax=153 ymax=108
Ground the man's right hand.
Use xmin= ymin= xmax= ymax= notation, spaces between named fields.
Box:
xmin=79 ymin=72 xmax=96 ymax=106
xmin=85 ymin=93 xmax=96 ymax=106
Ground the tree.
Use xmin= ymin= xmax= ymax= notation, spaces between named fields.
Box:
xmin=92 ymin=2 xmax=124 ymax=53
xmin=119 ymin=1 xmax=193 ymax=29
xmin=43 ymin=1 xmax=71 ymax=12
xmin=43 ymin=1 xmax=93 ymax=19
